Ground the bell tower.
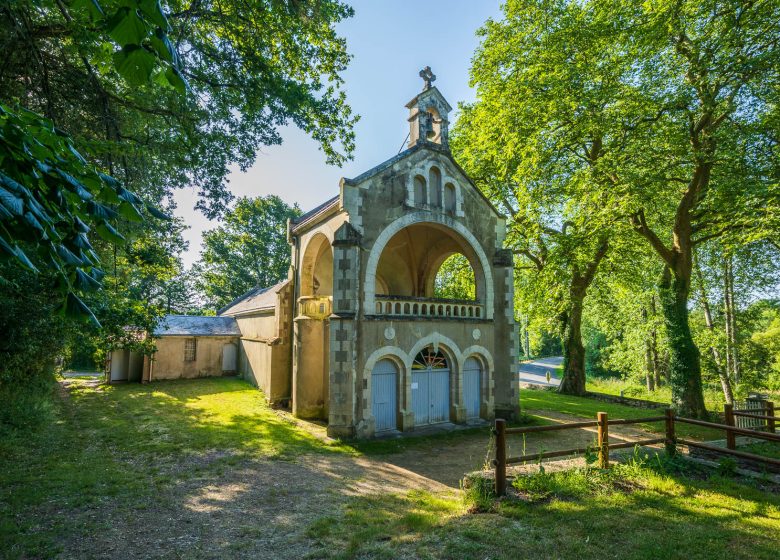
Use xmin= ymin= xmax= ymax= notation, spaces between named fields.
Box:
xmin=406 ymin=66 xmax=452 ymax=150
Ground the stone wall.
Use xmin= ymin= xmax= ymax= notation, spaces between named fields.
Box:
xmin=150 ymin=336 xmax=239 ymax=380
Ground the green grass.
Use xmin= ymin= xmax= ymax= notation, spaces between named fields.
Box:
xmin=586 ymin=377 xmax=729 ymax=410
xmin=521 ymin=387 xmax=723 ymax=440
xmin=0 ymin=377 xmax=352 ymax=558
xmin=308 ymin=453 xmax=780 ymax=559
xmin=742 ymin=441 xmax=780 ymax=460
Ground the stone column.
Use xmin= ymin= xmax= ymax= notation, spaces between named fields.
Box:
xmin=327 ymin=223 xmax=362 ymax=438
xmin=492 ymin=248 xmax=521 ymax=420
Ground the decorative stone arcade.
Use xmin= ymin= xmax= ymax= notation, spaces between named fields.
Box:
xmin=287 ymin=69 xmax=520 ymax=438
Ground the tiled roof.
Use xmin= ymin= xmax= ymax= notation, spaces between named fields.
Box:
xmin=153 ymin=315 xmax=241 ymax=336
xmin=217 ymin=280 xmax=287 ymax=316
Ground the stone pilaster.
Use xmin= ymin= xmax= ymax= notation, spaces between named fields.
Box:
xmin=327 ymin=222 xmax=362 ymax=438
xmin=493 ymin=248 xmax=521 ymax=420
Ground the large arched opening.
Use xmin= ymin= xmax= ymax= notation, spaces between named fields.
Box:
xmin=370 ymin=219 xmax=488 ymax=318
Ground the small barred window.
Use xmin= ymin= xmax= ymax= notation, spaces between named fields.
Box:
xmin=184 ymin=338 xmax=197 ymax=362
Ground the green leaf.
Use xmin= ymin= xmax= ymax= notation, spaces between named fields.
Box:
xmin=96 ymin=222 xmax=125 ymax=244
xmin=71 ymin=0 xmax=104 ymax=18
xmin=0 ymin=185 xmax=23 ymax=216
xmin=113 ymin=45 xmax=157 ymax=86
xmin=56 ymin=244 xmax=84 ymax=266
xmin=56 ymin=169 xmax=93 ymax=200
xmin=164 ymin=66 xmax=188 ymax=94
xmin=138 ymin=0 xmax=168 ymax=29
xmin=117 ymin=186 xmax=143 ymax=206
xmin=145 ymin=203 xmax=171 ymax=220
xmin=118 ymin=200 xmax=143 ymax=222
xmin=75 ymin=216 xmax=90 ymax=233
xmin=87 ymin=200 xmax=118 ymax=220
xmin=24 ymin=211 xmax=45 ymax=232
xmin=13 ymin=244 xmax=38 ymax=272
xmin=0 ymin=172 xmax=29 ymax=197
xmin=75 ymin=268 xmax=102 ymax=291
xmin=97 ymin=172 xmax=120 ymax=187
xmin=62 ymin=292 xmax=100 ymax=327
xmin=149 ymin=27 xmax=176 ymax=63
xmin=107 ymin=7 xmax=148 ymax=46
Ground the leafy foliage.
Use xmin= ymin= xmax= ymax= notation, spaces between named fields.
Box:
xmin=195 ymin=195 xmax=300 ymax=310
xmin=433 ymin=254 xmax=476 ymax=300
xmin=0 ymin=105 xmax=169 ymax=324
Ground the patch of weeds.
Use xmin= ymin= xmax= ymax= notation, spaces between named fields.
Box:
xmin=512 ymin=466 xmax=621 ymax=502
xmin=717 ymin=457 xmax=739 ymax=477
xmin=461 ymin=473 xmax=495 ymax=513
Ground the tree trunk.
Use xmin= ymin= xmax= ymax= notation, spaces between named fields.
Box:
xmin=694 ymin=254 xmax=734 ymax=405
xmin=658 ymin=267 xmax=708 ymax=418
xmin=645 ymin=340 xmax=656 ymax=392
xmin=558 ymin=238 xmax=609 ymax=396
xmin=642 ymin=306 xmax=656 ymax=391
xmin=558 ymin=285 xmax=587 ymax=395
xmin=723 ymin=255 xmax=740 ymax=385
xmin=649 ymin=295 xmax=662 ymax=387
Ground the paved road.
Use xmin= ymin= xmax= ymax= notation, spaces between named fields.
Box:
xmin=519 ymin=356 xmax=563 ymax=387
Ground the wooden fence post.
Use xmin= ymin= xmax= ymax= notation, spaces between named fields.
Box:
xmin=665 ymin=408 xmax=676 ymax=456
xmin=768 ymin=401 xmax=776 ymax=434
xmin=494 ymin=419 xmax=507 ymax=497
xmin=724 ymin=403 xmax=736 ymax=450
xmin=597 ymin=412 xmax=609 ymax=469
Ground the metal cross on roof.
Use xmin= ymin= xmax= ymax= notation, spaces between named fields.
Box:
xmin=419 ymin=66 xmax=436 ymax=90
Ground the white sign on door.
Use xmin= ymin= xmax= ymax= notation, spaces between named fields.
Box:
xmin=411 ymin=382 xmax=419 ymax=390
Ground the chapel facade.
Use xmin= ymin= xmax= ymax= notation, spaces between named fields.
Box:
xmin=109 ymin=71 xmax=520 ymax=439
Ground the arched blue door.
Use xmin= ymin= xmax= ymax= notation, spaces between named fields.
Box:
xmin=412 ymin=347 xmax=450 ymax=425
xmin=463 ymin=357 xmax=482 ymax=419
xmin=372 ymin=359 xmax=398 ymax=432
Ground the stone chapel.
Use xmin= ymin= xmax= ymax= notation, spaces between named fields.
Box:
xmin=107 ymin=70 xmax=520 ymax=439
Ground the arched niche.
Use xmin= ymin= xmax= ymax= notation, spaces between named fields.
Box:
xmin=300 ymin=233 xmax=333 ymax=296
xmin=429 ymin=166 xmax=442 ymax=207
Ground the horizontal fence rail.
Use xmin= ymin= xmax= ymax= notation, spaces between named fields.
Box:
xmin=492 ymin=401 xmax=778 ymax=496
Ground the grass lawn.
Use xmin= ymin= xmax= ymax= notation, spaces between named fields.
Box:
xmin=521 ymin=387 xmax=723 ymax=441
xmin=2 ymin=376 xmax=779 ymax=559
xmin=586 ymin=377 xmax=730 ymax=410
xmin=307 ymin=453 xmax=780 ymax=559
xmin=0 ymin=377 xmax=352 ymax=558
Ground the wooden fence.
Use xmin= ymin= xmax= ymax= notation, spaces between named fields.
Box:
xmin=493 ymin=403 xmax=780 ymax=496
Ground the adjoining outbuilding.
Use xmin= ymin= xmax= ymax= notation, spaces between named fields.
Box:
xmin=106 ymin=315 xmax=241 ymax=383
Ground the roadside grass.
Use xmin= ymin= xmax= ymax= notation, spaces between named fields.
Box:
xmin=586 ymin=377 xmax=728 ymax=410
xmin=307 ymin=453 xmax=780 ymax=560
xmin=0 ymin=377 xmax=352 ymax=559
xmin=742 ymin=441 xmax=780 ymax=460
xmin=521 ymin=387 xmax=722 ymax=440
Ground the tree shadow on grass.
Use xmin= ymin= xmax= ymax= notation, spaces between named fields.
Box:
xmin=306 ymin=469 xmax=780 ymax=560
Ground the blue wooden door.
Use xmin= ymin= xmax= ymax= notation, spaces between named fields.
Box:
xmin=372 ymin=359 xmax=397 ymax=432
xmin=430 ymin=368 xmax=450 ymax=423
xmin=463 ymin=357 xmax=481 ymax=419
xmin=412 ymin=347 xmax=450 ymax=426
xmin=412 ymin=370 xmax=429 ymax=425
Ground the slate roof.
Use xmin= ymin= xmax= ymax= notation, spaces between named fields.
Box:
xmin=290 ymin=195 xmax=339 ymax=232
xmin=153 ymin=315 xmax=241 ymax=337
xmin=217 ymin=280 xmax=288 ymax=317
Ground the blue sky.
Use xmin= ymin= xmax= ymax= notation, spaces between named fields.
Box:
xmin=175 ymin=0 xmax=502 ymax=267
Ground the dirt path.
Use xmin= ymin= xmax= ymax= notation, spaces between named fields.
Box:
xmin=52 ymin=381 xmax=664 ymax=559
